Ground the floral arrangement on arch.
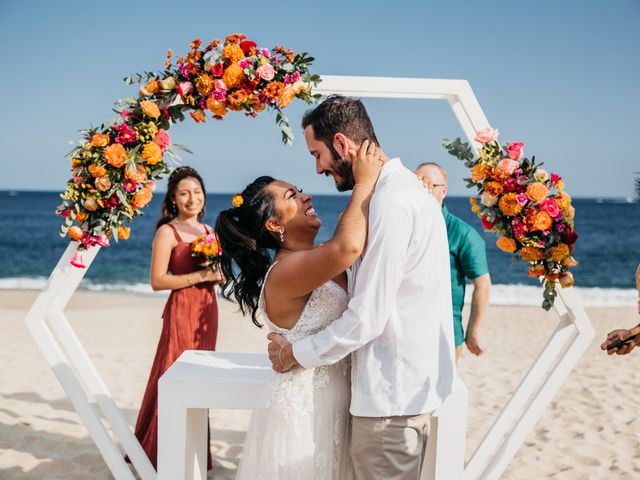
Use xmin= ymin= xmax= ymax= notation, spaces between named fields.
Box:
xmin=443 ymin=128 xmax=578 ymax=310
xmin=57 ymin=34 xmax=321 ymax=268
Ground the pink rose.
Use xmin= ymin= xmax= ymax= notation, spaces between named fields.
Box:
xmin=480 ymin=191 xmax=498 ymax=207
xmin=256 ymin=64 xmax=275 ymax=81
xmin=155 ymin=129 xmax=171 ymax=151
xmin=177 ymin=81 xmax=193 ymax=97
xmin=540 ymin=199 xmax=562 ymax=219
xmin=497 ymin=158 xmax=519 ymax=175
xmin=211 ymin=63 xmax=224 ymax=77
xmin=475 ymin=127 xmax=500 ymax=143
xmin=516 ymin=193 xmax=528 ymax=206
xmin=505 ymin=142 xmax=524 ymax=160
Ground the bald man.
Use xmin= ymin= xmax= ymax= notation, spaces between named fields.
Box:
xmin=416 ymin=162 xmax=491 ymax=361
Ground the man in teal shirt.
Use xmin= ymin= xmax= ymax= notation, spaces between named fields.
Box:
xmin=416 ymin=162 xmax=492 ymax=361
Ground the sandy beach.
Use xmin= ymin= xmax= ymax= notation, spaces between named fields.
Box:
xmin=1 ymin=289 xmax=639 ymax=479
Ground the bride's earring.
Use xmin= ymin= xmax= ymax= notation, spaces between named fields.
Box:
xmin=278 ymin=228 xmax=285 ymax=243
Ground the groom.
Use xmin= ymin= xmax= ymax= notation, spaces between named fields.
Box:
xmin=268 ymin=95 xmax=456 ymax=479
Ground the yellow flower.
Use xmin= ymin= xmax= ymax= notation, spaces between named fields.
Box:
xmin=142 ymin=143 xmax=163 ymax=165
xmin=140 ymin=100 xmax=161 ymax=119
xmin=562 ymin=256 xmax=578 ymax=267
xmin=528 ymin=264 xmax=546 ymax=277
xmin=498 ymin=193 xmax=524 ymax=217
xmin=231 ymin=194 xmax=244 ymax=208
xmin=556 ymin=180 xmax=564 ymax=190
xmin=496 ymin=237 xmax=517 ymax=253
xmin=160 ymin=77 xmax=177 ymax=91
xmin=550 ymin=243 xmax=570 ymax=262
xmin=556 ymin=192 xmax=572 ymax=212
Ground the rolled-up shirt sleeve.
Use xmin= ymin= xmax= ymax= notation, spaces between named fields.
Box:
xmin=293 ymin=196 xmax=414 ymax=369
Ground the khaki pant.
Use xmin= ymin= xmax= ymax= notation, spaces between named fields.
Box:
xmin=351 ymin=412 xmax=431 ymax=480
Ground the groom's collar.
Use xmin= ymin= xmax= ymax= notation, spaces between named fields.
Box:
xmin=377 ymin=157 xmax=402 ymax=183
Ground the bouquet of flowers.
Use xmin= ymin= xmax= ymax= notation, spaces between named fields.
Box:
xmin=56 ymin=34 xmax=320 ymax=269
xmin=443 ymin=128 xmax=578 ymax=310
xmin=191 ymin=233 xmax=222 ymax=272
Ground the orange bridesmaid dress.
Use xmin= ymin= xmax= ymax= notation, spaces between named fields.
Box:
xmin=134 ymin=224 xmax=218 ymax=470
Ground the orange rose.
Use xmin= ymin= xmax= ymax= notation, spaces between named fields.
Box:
xmin=103 ymin=143 xmax=127 ymax=168
xmin=206 ymin=97 xmax=228 ymax=117
xmin=559 ymin=271 xmax=574 ymax=288
xmin=95 ymin=176 xmax=112 ymax=191
xmin=71 ymin=158 xmax=83 ymax=168
xmin=131 ymin=189 xmax=153 ymax=209
xmin=279 ymin=84 xmax=296 ymax=108
xmin=222 ymin=44 xmax=245 ymax=62
xmin=498 ymin=193 xmax=524 ymax=217
xmin=140 ymin=79 xmax=161 ymax=96
xmin=141 ymin=142 xmax=163 ymax=165
xmin=520 ymin=246 xmax=546 ymax=262
xmin=140 ymin=100 xmax=161 ymax=119
xmin=222 ymin=63 xmax=246 ymax=89
xmin=125 ymin=164 xmax=147 ymax=183
xmin=190 ymin=109 xmax=207 ymax=123
xmin=525 ymin=182 xmax=549 ymax=203
xmin=550 ymin=243 xmax=570 ymax=262
xmin=68 ymin=226 xmax=83 ymax=241
xmin=531 ymin=211 xmax=553 ymax=231
xmin=562 ymin=256 xmax=578 ymax=267
xmin=88 ymin=164 xmax=107 ymax=177
xmin=75 ymin=211 xmax=88 ymax=222
xmin=90 ymin=133 xmax=110 ymax=147
xmin=117 ymin=225 xmax=131 ymax=240
xmin=471 ymin=163 xmax=489 ymax=182
xmin=528 ymin=264 xmax=546 ymax=277
xmin=84 ymin=197 xmax=99 ymax=211
xmin=496 ymin=237 xmax=517 ymax=253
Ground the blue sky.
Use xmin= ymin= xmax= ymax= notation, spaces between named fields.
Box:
xmin=1 ymin=0 xmax=638 ymax=197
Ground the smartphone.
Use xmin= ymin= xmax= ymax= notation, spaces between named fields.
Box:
xmin=606 ymin=333 xmax=639 ymax=351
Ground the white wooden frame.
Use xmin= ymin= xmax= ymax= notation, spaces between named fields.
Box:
xmin=25 ymin=75 xmax=594 ymax=480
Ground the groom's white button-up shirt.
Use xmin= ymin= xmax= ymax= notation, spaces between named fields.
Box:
xmin=293 ymin=158 xmax=457 ymax=417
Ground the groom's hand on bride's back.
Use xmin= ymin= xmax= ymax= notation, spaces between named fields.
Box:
xmin=268 ymin=333 xmax=298 ymax=373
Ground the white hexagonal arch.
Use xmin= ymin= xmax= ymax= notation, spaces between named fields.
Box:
xmin=25 ymin=75 xmax=594 ymax=480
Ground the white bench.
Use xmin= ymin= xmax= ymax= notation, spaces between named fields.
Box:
xmin=157 ymin=350 xmax=467 ymax=480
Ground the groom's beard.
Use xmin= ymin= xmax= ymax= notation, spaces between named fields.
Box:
xmin=330 ymin=149 xmax=356 ymax=192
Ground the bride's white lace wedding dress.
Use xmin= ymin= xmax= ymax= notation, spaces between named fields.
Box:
xmin=236 ymin=275 xmax=353 ymax=479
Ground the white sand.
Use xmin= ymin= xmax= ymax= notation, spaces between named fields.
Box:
xmin=1 ymin=290 xmax=639 ymax=479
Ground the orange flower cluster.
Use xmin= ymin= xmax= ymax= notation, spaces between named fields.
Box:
xmin=443 ymin=128 xmax=578 ymax=310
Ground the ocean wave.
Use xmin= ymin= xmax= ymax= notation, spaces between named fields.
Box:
xmin=1 ymin=277 xmax=636 ymax=307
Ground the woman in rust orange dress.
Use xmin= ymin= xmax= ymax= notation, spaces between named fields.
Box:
xmin=134 ymin=166 xmax=222 ymax=470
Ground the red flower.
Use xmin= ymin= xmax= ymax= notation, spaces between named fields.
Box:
xmin=211 ymin=63 xmax=224 ymax=77
xmin=481 ymin=216 xmax=497 ymax=230
xmin=239 ymin=40 xmax=257 ymax=55
xmin=562 ymin=230 xmax=578 ymax=245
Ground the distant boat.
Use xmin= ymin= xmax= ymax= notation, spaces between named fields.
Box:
xmin=8 ymin=191 xmax=17 ymax=197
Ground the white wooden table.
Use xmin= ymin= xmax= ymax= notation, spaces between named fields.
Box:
xmin=157 ymin=350 xmax=467 ymax=480
xmin=157 ymin=351 xmax=274 ymax=480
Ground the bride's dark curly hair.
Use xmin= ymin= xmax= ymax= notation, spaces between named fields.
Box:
xmin=215 ymin=176 xmax=280 ymax=327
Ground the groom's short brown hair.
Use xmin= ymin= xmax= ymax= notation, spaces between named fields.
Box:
xmin=301 ymin=95 xmax=380 ymax=152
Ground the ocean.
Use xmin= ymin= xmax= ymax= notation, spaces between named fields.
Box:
xmin=1 ymin=191 xmax=638 ymax=307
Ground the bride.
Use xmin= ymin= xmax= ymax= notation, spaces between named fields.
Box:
xmin=215 ymin=140 xmax=382 ymax=479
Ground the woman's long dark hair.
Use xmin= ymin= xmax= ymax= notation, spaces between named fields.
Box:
xmin=215 ymin=176 xmax=280 ymax=327
xmin=156 ymin=166 xmax=207 ymax=230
